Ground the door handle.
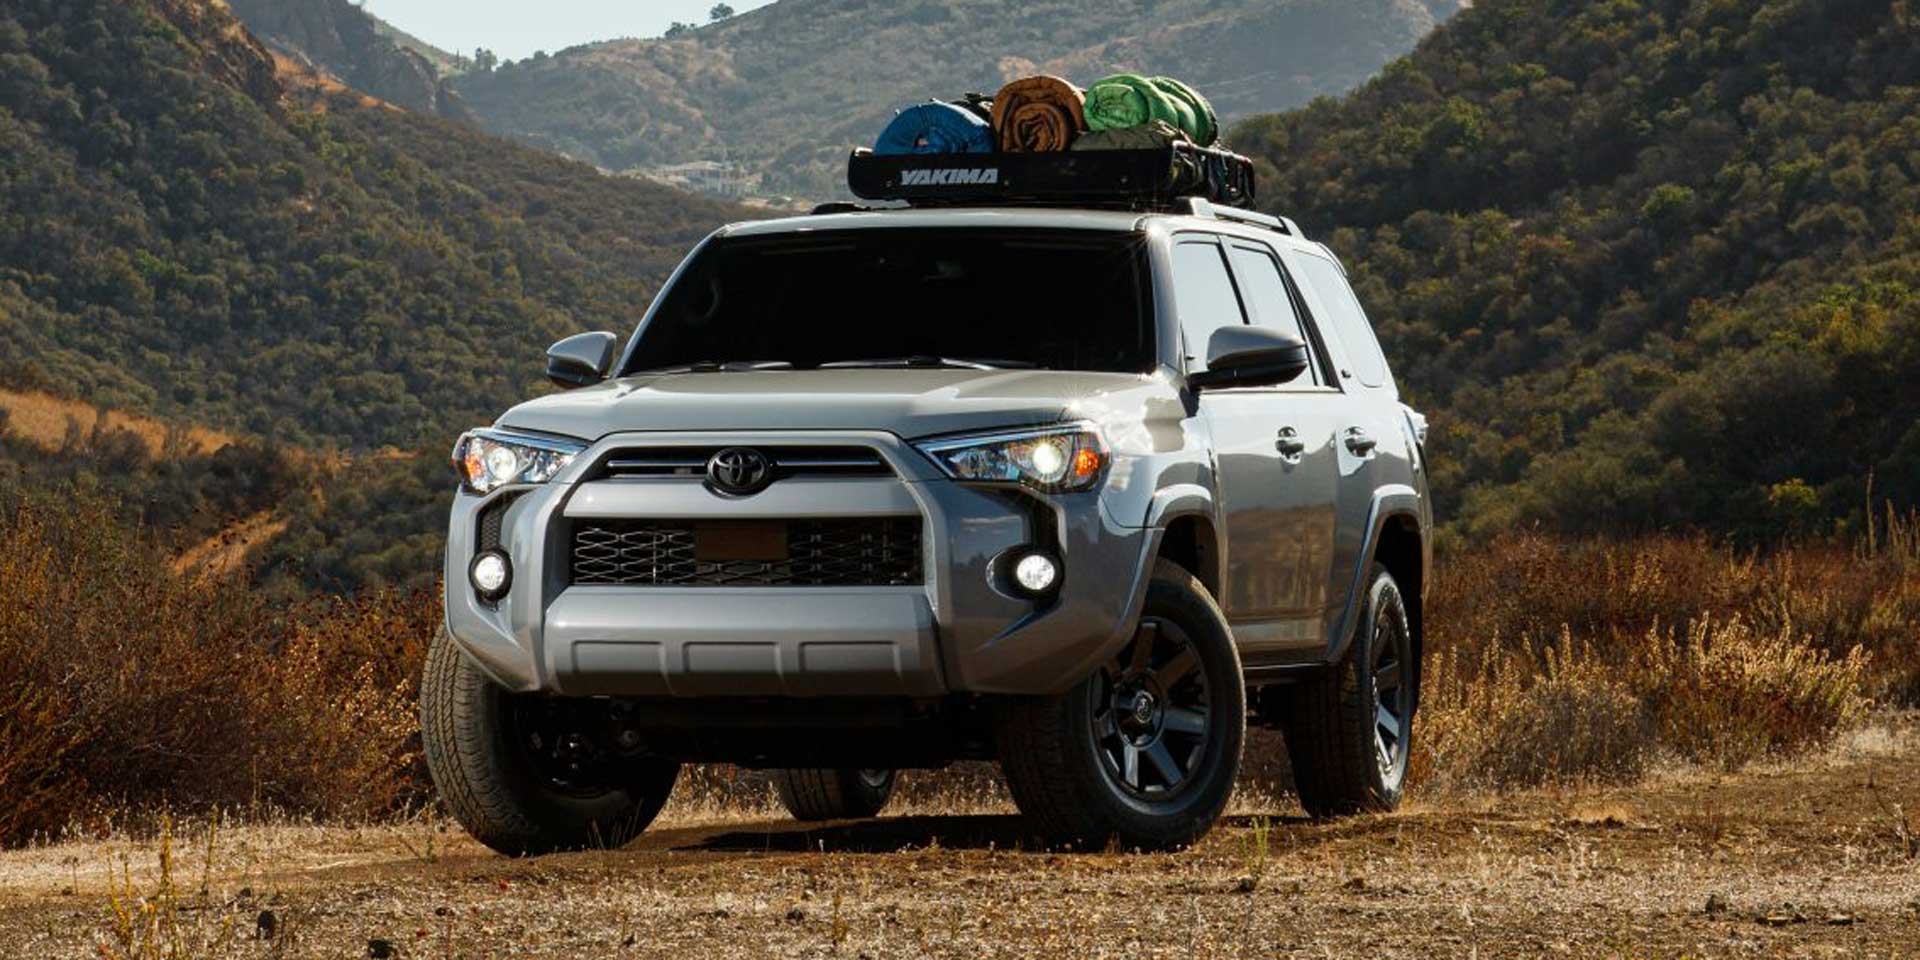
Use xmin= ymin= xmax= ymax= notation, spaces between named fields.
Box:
xmin=1275 ymin=427 xmax=1307 ymax=458
xmin=1344 ymin=427 xmax=1378 ymax=456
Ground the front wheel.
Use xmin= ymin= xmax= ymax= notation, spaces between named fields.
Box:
xmin=1282 ymin=563 xmax=1416 ymax=818
xmin=420 ymin=628 xmax=680 ymax=856
xmin=996 ymin=560 xmax=1245 ymax=850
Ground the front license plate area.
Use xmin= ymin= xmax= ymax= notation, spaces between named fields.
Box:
xmin=694 ymin=521 xmax=790 ymax=563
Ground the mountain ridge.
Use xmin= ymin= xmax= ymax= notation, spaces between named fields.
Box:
xmin=450 ymin=0 xmax=1463 ymax=196
xmin=224 ymin=0 xmax=475 ymax=122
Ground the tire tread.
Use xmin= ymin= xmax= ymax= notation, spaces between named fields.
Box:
xmin=420 ymin=628 xmax=677 ymax=855
xmin=421 ymin=627 xmax=546 ymax=849
xmin=771 ymin=769 xmax=894 ymax=821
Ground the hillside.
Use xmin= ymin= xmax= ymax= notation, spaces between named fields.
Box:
xmin=0 ymin=0 xmax=748 ymax=451
xmin=224 ymin=0 xmax=474 ymax=121
xmin=452 ymin=0 xmax=1463 ymax=196
xmin=10 ymin=0 xmax=1918 ymax=589
xmin=1239 ymin=0 xmax=1920 ymax=540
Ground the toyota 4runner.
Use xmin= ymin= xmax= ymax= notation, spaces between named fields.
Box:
xmin=422 ymin=175 xmax=1431 ymax=854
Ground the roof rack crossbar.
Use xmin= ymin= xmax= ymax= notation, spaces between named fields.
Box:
xmin=812 ymin=201 xmax=879 ymax=216
xmin=1183 ymin=198 xmax=1304 ymax=239
xmin=845 ymin=144 xmax=1258 ymax=211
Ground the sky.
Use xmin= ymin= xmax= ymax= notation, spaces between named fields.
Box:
xmin=358 ymin=0 xmax=777 ymax=61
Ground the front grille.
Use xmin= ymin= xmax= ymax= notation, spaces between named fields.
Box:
xmin=600 ymin=446 xmax=891 ymax=480
xmin=571 ymin=518 xmax=923 ymax=587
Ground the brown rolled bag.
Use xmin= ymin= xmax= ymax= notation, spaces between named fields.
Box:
xmin=991 ymin=75 xmax=1086 ymax=152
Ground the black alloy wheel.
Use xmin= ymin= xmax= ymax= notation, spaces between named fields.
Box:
xmin=1090 ymin=617 xmax=1212 ymax=799
xmin=1369 ymin=601 xmax=1413 ymax=785
xmin=505 ymin=695 xmax=648 ymax=798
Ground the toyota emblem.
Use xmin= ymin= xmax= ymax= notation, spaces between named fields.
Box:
xmin=706 ymin=447 xmax=773 ymax=496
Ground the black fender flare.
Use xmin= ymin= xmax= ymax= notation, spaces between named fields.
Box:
xmin=1325 ymin=484 xmax=1426 ymax=665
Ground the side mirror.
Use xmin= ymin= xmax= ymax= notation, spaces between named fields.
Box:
xmin=1188 ymin=326 xmax=1311 ymax=390
xmin=546 ymin=331 xmax=619 ymax=389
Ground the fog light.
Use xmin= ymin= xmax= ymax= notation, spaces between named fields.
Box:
xmin=1014 ymin=552 xmax=1059 ymax=594
xmin=470 ymin=551 xmax=511 ymax=600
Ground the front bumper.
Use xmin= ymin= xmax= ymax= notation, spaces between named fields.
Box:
xmin=443 ymin=430 xmax=1156 ymax=698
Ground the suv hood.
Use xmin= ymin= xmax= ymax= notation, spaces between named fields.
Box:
xmin=498 ymin=369 xmax=1176 ymax=442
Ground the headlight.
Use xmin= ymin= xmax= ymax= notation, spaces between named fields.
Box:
xmin=915 ymin=425 xmax=1108 ymax=492
xmin=452 ymin=429 xmax=586 ymax=495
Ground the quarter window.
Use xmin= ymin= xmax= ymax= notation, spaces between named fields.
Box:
xmin=1293 ymin=254 xmax=1391 ymax=389
xmin=1169 ymin=240 xmax=1247 ymax=372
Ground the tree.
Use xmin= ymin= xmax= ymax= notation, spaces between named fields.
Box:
xmin=472 ymin=47 xmax=498 ymax=72
xmin=664 ymin=21 xmax=692 ymax=38
xmin=709 ymin=4 xmax=735 ymax=21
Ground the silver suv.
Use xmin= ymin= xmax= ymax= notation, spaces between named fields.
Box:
xmin=422 ymin=201 xmax=1431 ymax=854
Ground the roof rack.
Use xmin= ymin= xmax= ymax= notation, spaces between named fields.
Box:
xmin=846 ymin=141 xmax=1257 ymax=211
xmin=1178 ymin=198 xmax=1305 ymax=239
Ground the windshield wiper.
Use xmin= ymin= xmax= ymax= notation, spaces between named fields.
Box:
xmin=817 ymin=356 xmax=1038 ymax=371
xmin=630 ymin=360 xmax=796 ymax=375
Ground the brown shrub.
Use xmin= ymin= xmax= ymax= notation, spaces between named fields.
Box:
xmin=1645 ymin=617 xmax=1872 ymax=767
xmin=1416 ymin=530 xmax=1900 ymax=791
xmin=1420 ymin=632 xmax=1653 ymax=789
xmin=238 ymin=594 xmax=431 ymax=816
xmin=0 ymin=492 xmax=434 ymax=846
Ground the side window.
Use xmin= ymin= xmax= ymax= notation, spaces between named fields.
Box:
xmin=1227 ymin=244 xmax=1320 ymax=385
xmin=1169 ymin=239 xmax=1247 ymax=372
xmin=1292 ymin=253 xmax=1391 ymax=389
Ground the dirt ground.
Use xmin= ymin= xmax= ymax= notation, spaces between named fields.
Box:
xmin=3 ymin=719 xmax=1917 ymax=960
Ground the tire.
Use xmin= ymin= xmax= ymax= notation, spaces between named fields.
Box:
xmin=771 ymin=768 xmax=897 ymax=821
xmin=996 ymin=560 xmax=1245 ymax=851
xmin=420 ymin=627 xmax=679 ymax=856
xmin=1283 ymin=563 xmax=1416 ymax=818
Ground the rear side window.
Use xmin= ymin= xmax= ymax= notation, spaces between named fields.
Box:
xmin=1293 ymin=253 xmax=1391 ymax=389
xmin=1226 ymin=245 xmax=1322 ymax=385
xmin=1169 ymin=240 xmax=1247 ymax=372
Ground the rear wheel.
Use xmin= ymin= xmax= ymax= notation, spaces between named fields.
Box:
xmin=420 ymin=628 xmax=679 ymax=856
xmin=996 ymin=560 xmax=1244 ymax=850
xmin=1283 ymin=564 xmax=1415 ymax=817
xmin=771 ymin=768 xmax=897 ymax=821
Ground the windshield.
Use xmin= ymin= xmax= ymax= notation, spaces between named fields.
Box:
xmin=623 ymin=228 xmax=1154 ymax=374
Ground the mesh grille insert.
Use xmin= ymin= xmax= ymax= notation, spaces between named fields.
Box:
xmin=476 ymin=493 xmax=521 ymax=553
xmin=571 ymin=518 xmax=923 ymax=587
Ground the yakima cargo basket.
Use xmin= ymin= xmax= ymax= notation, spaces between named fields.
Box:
xmin=846 ymin=142 xmax=1257 ymax=210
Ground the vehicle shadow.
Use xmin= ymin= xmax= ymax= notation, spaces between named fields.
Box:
xmin=678 ymin=811 xmax=1319 ymax=854
xmin=680 ymin=814 xmax=1034 ymax=853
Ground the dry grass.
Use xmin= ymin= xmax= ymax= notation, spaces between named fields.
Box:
xmin=97 ymin=816 xmax=241 ymax=960
xmin=0 ymin=388 xmax=235 ymax=458
xmin=1414 ymin=526 xmax=1918 ymax=792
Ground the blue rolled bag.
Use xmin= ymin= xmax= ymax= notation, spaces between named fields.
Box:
xmin=874 ymin=101 xmax=996 ymax=155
